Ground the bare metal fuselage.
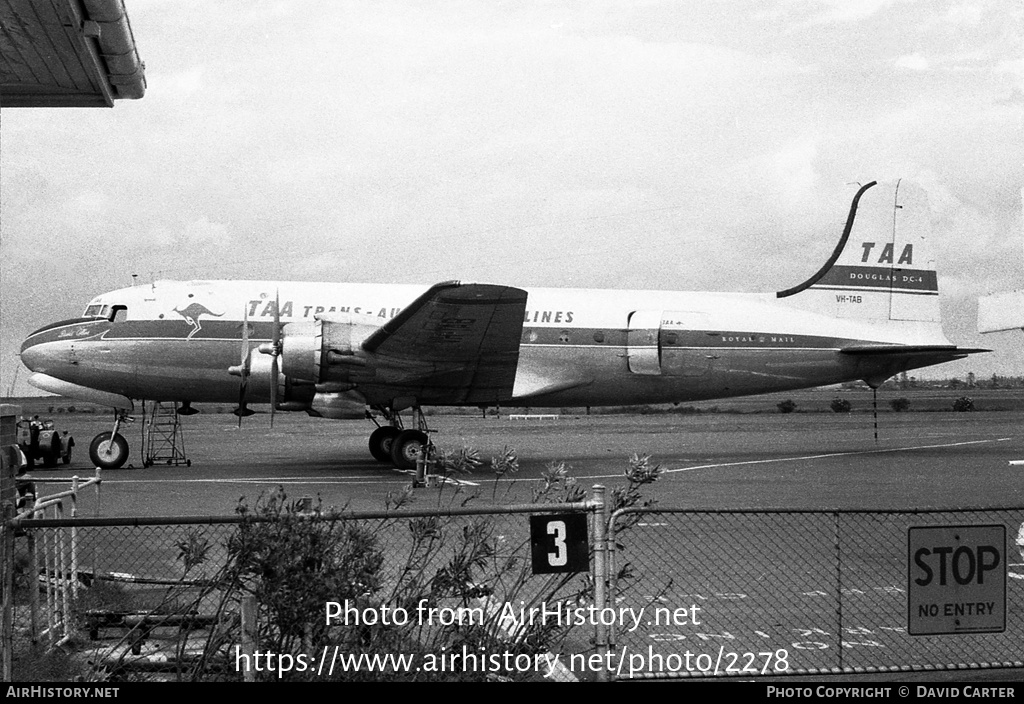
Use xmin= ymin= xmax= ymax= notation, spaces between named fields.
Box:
xmin=20 ymin=280 xmax=954 ymax=410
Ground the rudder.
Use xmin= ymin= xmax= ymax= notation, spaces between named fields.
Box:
xmin=777 ymin=180 xmax=940 ymax=324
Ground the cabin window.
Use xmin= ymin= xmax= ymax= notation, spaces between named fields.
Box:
xmin=593 ymin=331 xmax=605 ymax=343
xmin=558 ymin=331 xmax=570 ymax=343
xmin=664 ymin=332 xmax=678 ymax=345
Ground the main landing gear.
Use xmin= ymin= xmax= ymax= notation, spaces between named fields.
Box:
xmin=367 ymin=406 xmax=432 ymax=470
xmin=89 ymin=410 xmax=132 ymax=469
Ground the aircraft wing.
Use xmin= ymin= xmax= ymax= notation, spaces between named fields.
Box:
xmin=361 ymin=281 xmax=528 ymax=404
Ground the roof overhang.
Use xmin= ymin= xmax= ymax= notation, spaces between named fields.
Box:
xmin=0 ymin=0 xmax=145 ymax=108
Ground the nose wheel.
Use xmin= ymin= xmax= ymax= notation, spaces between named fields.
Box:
xmin=89 ymin=432 xmax=129 ymax=469
xmin=89 ymin=411 xmax=132 ymax=469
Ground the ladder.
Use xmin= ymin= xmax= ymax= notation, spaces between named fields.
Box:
xmin=142 ymin=401 xmax=191 ymax=468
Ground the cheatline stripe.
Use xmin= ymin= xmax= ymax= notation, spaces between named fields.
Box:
xmin=811 ymin=285 xmax=938 ymax=296
xmin=574 ymin=437 xmax=1011 ymax=480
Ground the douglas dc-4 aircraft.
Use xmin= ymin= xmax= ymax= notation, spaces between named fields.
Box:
xmin=20 ymin=181 xmax=984 ymax=470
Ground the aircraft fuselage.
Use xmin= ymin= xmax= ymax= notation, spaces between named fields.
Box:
xmin=20 ymin=279 xmax=953 ymax=410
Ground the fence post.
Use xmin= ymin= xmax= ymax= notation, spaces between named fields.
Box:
xmin=28 ymin=519 xmax=38 ymax=646
xmin=93 ymin=468 xmax=103 ymax=583
xmin=590 ymin=485 xmax=609 ymax=682
xmin=0 ymin=429 xmax=15 ymax=681
xmin=71 ymin=476 xmax=79 ymax=601
xmin=240 ymin=595 xmax=257 ymax=682
xmin=1 ymin=502 xmax=13 ymax=681
xmin=56 ymin=500 xmax=71 ymax=645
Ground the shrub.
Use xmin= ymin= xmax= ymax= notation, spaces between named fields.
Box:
xmin=889 ymin=398 xmax=910 ymax=412
xmin=96 ymin=450 xmax=661 ymax=682
xmin=777 ymin=399 xmax=797 ymax=414
xmin=952 ymin=396 xmax=975 ymax=412
xmin=830 ymin=398 xmax=851 ymax=413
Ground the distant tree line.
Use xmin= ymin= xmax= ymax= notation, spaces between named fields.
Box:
xmin=843 ymin=373 xmax=1024 ymax=391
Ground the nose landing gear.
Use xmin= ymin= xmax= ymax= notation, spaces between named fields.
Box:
xmin=89 ymin=410 xmax=132 ymax=469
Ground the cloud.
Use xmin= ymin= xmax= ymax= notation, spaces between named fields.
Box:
xmin=182 ymin=216 xmax=230 ymax=247
xmin=941 ymin=2 xmax=985 ymax=26
xmin=787 ymin=0 xmax=904 ymax=26
xmin=66 ymin=190 xmax=111 ymax=218
xmin=895 ymin=54 xmax=930 ymax=71
xmin=159 ymin=67 xmax=205 ymax=97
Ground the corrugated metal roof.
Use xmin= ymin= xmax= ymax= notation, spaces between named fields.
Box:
xmin=0 ymin=0 xmax=145 ymax=108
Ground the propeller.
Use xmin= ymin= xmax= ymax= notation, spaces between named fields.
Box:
xmin=229 ymin=291 xmax=283 ymax=428
xmin=257 ymin=289 xmax=283 ymax=428
xmin=228 ymin=302 xmax=255 ymax=426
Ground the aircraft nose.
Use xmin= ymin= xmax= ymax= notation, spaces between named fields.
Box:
xmin=20 ymin=329 xmax=62 ymax=373
xmin=20 ymin=318 xmax=112 ymax=376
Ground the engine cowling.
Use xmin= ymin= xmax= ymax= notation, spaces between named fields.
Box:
xmin=279 ymin=314 xmax=379 ymax=384
xmin=245 ymin=353 xmax=315 ymax=408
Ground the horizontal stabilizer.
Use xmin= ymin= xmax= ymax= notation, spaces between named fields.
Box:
xmin=840 ymin=344 xmax=988 ymax=358
xmin=838 ymin=344 xmax=988 ymax=388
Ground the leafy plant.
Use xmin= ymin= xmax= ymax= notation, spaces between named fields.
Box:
xmin=777 ymin=399 xmax=797 ymax=414
xmin=952 ymin=396 xmax=975 ymax=412
xmin=830 ymin=398 xmax=852 ymax=413
xmin=87 ymin=450 xmax=663 ymax=682
xmin=889 ymin=397 xmax=910 ymax=412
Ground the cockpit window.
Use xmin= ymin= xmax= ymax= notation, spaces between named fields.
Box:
xmin=82 ymin=304 xmax=127 ymax=322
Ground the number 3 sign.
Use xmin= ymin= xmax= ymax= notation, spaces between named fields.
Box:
xmin=530 ymin=514 xmax=589 ymax=574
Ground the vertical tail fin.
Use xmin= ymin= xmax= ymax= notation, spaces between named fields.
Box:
xmin=777 ymin=180 xmax=940 ymax=324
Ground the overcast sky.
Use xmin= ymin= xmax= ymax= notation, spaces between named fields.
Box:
xmin=2 ymin=0 xmax=1022 ymax=395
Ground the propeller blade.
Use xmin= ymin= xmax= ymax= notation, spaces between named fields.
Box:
xmin=235 ymin=301 xmax=252 ymax=427
xmin=270 ymin=355 xmax=278 ymax=428
xmin=269 ymin=288 xmax=282 ymax=428
xmin=236 ymin=384 xmax=246 ymax=428
xmin=273 ymin=289 xmax=281 ymax=347
xmin=241 ymin=301 xmax=249 ymax=363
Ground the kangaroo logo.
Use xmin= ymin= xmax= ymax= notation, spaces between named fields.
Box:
xmin=173 ymin=297 xmax=225 ymax=340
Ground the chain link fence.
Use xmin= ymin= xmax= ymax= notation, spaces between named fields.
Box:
xmin=4 ymin=497 xmax=606 ymax=682
xmin=608 ymin=508 xmax=1024 ymax=680
xmin=4 ymin=496 xmax=1023 ymax=681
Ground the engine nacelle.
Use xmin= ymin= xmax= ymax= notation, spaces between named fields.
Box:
xmin=309 ymin=388 xmax=368 ymax=419
xmin=245 ymin=353 xmax=315 ymax=408
xmin=279 ymin=314 xmax=378 ymax=384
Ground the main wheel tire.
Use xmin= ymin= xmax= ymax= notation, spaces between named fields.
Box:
xmin=390 ymin=429 xmax=427 ymax=470
xmin=62 ymin=447 xmax=72 ymax=465
xmin=368 ymin=426 xmax=401 ymax=463
xmin=89 ymin=432 xmax=129 ymax=469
